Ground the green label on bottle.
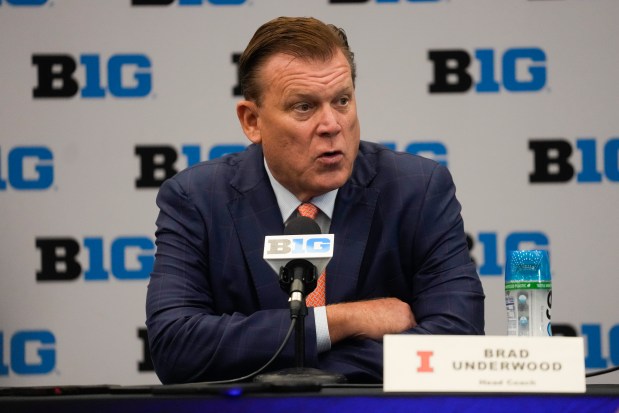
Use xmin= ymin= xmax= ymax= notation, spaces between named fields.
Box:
xmin=505 ymin=281 xmax=552 ymax=290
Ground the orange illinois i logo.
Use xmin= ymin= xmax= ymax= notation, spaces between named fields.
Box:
xmin=416 ymin=351 xmax=434 ymax=373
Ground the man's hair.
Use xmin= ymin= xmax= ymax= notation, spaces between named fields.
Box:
xmin=238 ymin=16 xmax=356 ymax=105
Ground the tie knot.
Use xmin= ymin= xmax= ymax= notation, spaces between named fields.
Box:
xmin=297 ymin=203 xmax=318 ymax=220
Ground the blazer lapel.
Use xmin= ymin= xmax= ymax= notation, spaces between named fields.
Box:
xmin=327 ymin=148 xmax=380 ymax=304
xmin=227 ymin=145 xmax=289 ymax=309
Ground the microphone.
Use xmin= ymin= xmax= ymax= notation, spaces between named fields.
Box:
xmin=263 ymin=216 xmax=334 ymax=316
xmin=257 ymin=216 xmax=346 ymax=385
xmin=284 ymin=216 xmax=320 ymax=235
xmin=283 ymin=217 xmax=321 ymax=314
xmin=264 ymin=218 xmax=333 ymax=291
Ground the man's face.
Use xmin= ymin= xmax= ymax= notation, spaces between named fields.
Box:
xmin=237 ymin=50 xmax=360 ymax=202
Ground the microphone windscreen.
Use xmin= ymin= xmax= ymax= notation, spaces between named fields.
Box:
xmin=284 ymin=216 xmax=321 ymax=235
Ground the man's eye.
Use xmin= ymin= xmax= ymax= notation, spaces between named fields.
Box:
xmin=295 ymin=103 xmax=311 ymax=112
xmin=338 ymin=97 xmax=350 ymax=106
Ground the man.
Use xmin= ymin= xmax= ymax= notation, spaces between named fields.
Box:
xmin=146 ymin=16 xmax=485 ymax=385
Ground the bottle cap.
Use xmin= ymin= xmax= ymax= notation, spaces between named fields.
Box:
xmin=505 ymin=250 xmax=551 ymax=282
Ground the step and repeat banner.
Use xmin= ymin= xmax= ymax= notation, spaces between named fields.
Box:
xmin=1 ymin=0 xmax=618 ymax=386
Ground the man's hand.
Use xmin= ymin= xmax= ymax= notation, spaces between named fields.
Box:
xmin=326 ymin=297 xmax=417 ymax=344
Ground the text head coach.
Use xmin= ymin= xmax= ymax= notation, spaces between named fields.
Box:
xmin=145 ymin=16 xmax=485 ymax=385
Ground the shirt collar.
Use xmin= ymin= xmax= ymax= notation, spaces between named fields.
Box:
xmin=264 ymin=158 xmax=338 ymax=221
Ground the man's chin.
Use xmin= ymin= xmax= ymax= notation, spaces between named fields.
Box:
xmin=311 ymin=174 xmax=350 ymax=195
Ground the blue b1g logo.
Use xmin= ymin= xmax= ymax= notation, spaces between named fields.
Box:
xmin=265 ymin=236 xmax=333 ymax=256
xmin=0 ymin=331 xmax=56 ymax=376
xmin=530 ymin=138 xmax=619 ymax=183
xmin=467 ymin=231 xmax=550 ymax=276
xmin=135 ymin=144 xmax=247 ymax=188
xmin=554 ymin=323 xmax=619 ymax=369
xmin=429 ymin=48 xmax=547 ymax=93
xmin=0 ymin=146 xmax=54 ymax=191
xmin=380 ymin=141 xmax=448 ymax=167
xmin=32 ymin=54 xmax=152 ymax=98
xmin=132 ymin=0 xmax=245 ymax=5
xmin=329 ymin=0 xmax=439 ymax=3
xmin=36 ymin=236 xmax=155 ymax=281
xmin=135 ymin=141 xmax=449 ymax=189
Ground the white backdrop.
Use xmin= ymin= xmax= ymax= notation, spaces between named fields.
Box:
xmin=1 ymin=0 xmax=618 ymax=386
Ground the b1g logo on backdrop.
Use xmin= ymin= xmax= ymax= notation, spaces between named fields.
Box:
xmin=428 ymin=48 xmax=547 ymax=93
xmin=135 ymin=143 xmax=246 ymax=188
xmin=32 ymin=54 xmax=152 ymax=99
xmin=466 ymin=231 xmax=550 ymax=276
xmin=529 ymin=137 xmax=619 ymax=183
xmin=135 ymin=141 xmax=448 ymax=188
xmin=0 ymin=146 xmax=54 ymax=191
xmin=380 ymin=141 xmax=448 ymax=167
xmin=0 ymin=330 xmax=56 ymax=376
xmin=137 ymin=328 xmax=154 ymax=372
xmin=329 ymin=0 xmax=439 ymax=3
xmin=132 ymin=0 xmax=245 ymax=5
xmin=36 ymin=236 xmax=155 ymax=281
xmin=553 ymin=323 xmax=619 ymax=370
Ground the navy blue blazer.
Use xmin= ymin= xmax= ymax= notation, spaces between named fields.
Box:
xmin=146 ymin=141 xmax=485 ymax=384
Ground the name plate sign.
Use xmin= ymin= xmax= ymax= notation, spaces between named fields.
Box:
xmin=384 ymin=335 xmax=585 ymax=393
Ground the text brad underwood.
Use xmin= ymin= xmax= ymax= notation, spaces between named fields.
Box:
xmin=452 ymin=348 xmax=563 ymax=372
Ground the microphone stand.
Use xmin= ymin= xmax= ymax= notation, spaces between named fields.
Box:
xmin=254 ymin=259 xmax=347 ymax=386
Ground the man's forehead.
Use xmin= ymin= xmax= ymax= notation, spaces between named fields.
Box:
xmin=261 ymin=50 xmax=349 ymax=74
xmin=261 ymin=52 xmax=352 ymax=85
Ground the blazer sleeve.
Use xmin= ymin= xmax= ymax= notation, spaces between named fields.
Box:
xmin=408 ymin=163 xmax=485 ymax=335
xmin=318 ymin=161 xmax=484 ymax=382
xmin=145 ymin=176 xmax=319 ymax=384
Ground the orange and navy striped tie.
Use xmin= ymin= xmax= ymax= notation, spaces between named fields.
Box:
xmin=297 ymin=203 xmax=326 ymax=307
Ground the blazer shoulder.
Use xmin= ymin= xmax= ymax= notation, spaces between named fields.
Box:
xmin=358 ymin=140 xmax=443 ymax=180
xmin=165 ymin=144 xmax=262 ymax=191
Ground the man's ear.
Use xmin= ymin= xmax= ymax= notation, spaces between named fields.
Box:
xmin=236 ymin=100 xmax=261 ymax=144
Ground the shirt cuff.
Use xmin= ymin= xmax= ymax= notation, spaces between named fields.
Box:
xmin=314 ymin=306 xmax=331 ymax=353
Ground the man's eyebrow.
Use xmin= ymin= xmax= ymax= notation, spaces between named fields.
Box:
xmin=285 ymin=86 xmax=353 ymax=100
xmin=286 ymin=91 xmax=314 ymax=99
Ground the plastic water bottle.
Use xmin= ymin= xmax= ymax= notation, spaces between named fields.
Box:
xmin=505 ymin=250 xmax=552 ymax=336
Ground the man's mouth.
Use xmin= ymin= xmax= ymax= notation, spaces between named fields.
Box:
xmin=317 ymin=151 xmax=344 ymax=165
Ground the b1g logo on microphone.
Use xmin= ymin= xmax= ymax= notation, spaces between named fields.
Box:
xmin=264 ymin=235 xmax=334 ymax=275
xmin=0 ymin=330 xmax=56 ymax=376
xmin=135 ymin=144 xmax=246 ymax=188
xmin=132 ymin=0 xmax=245 ymax=5
xmin=529 ymin=138 xmax=619 ymax=183
xmin=428 ymin=48 xmax=547 ymax=93
xmin=265 ymin=235 xmax=333 ymax=255
xmin=0 ymin=146 xmax=54 ymax=191
xmin=32 ymin=54 xmax=152 ymax=99
xmin=36 ymin=236 xmax=155 ymax=281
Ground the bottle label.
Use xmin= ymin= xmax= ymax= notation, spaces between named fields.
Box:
xmin=505 ymin=287 xmax=552 ymax=336
xmin=505 ymin=295 xmax=518 ymax=336
xmin=505 ymin=281 xmax=551 ymax=290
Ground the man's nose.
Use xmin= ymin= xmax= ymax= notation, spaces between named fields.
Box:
xmin=316 ymin=105 xmax=342 ymax=137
